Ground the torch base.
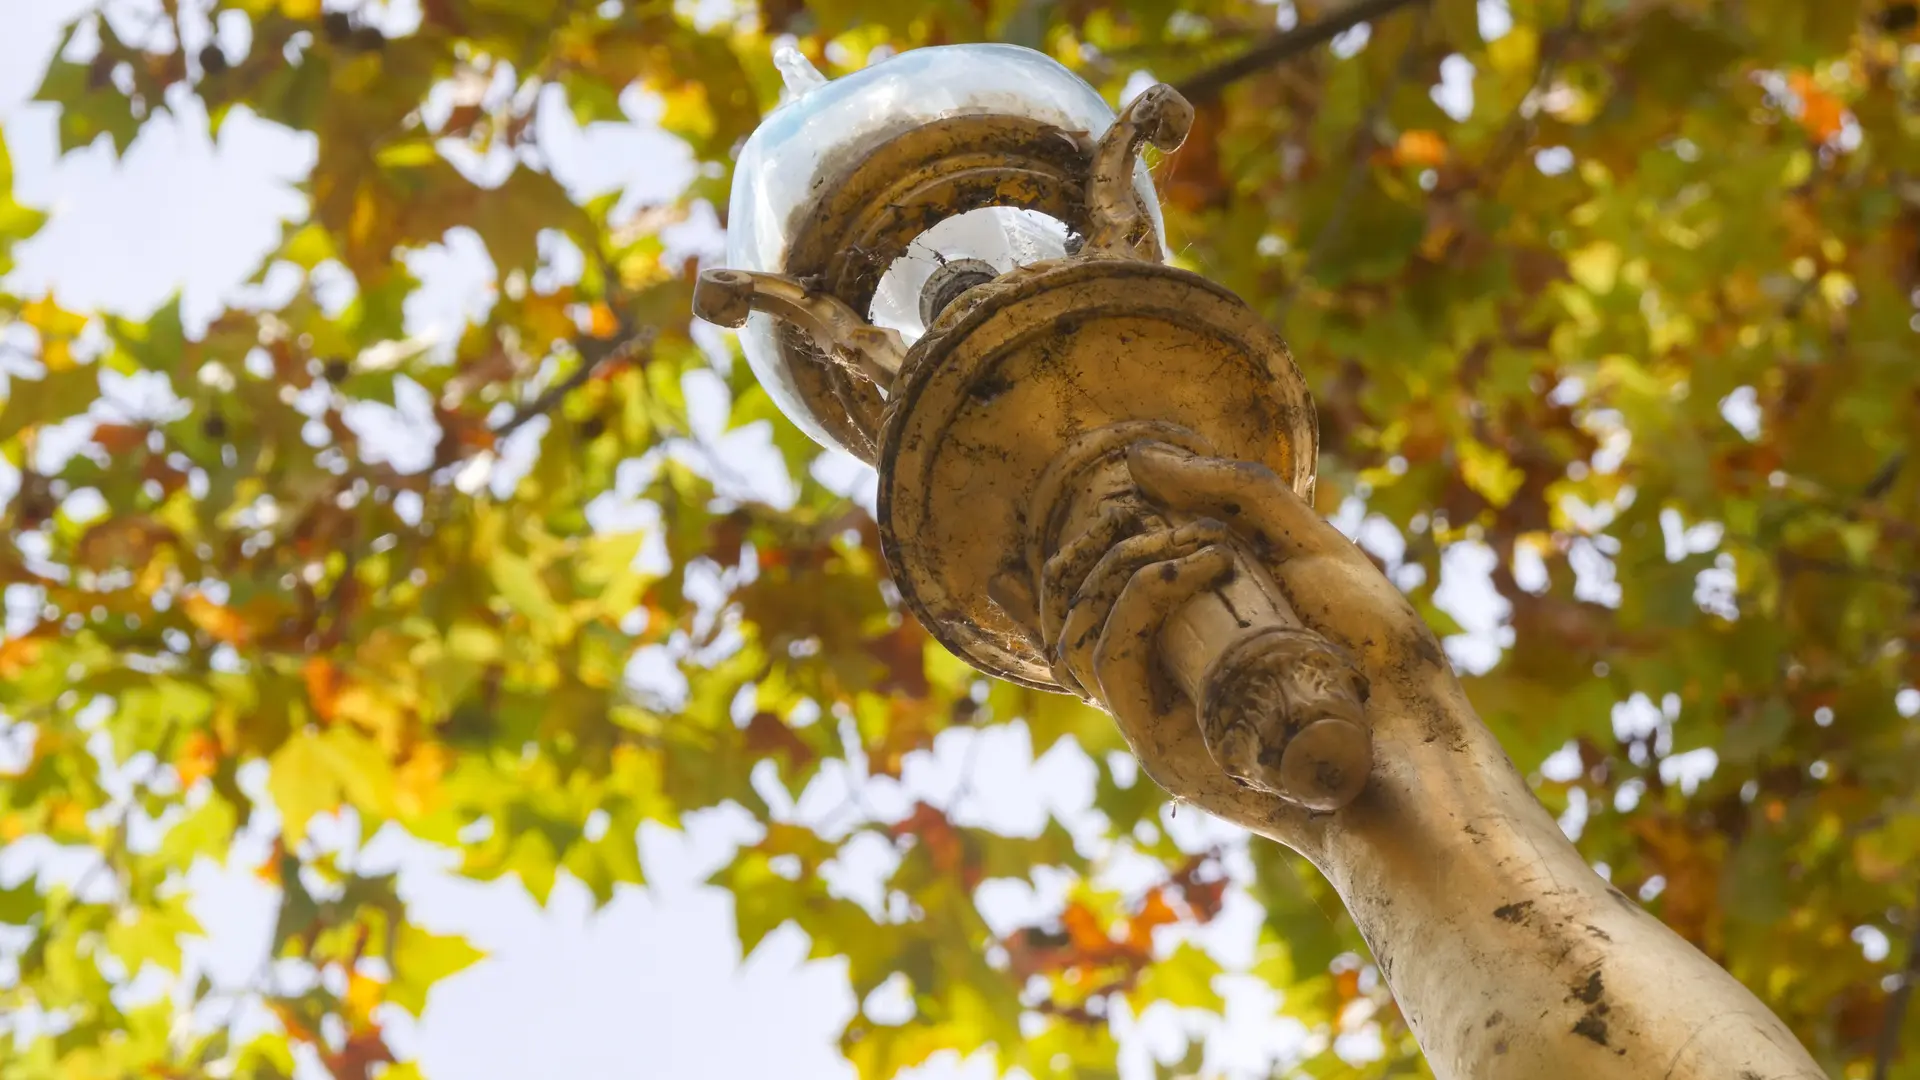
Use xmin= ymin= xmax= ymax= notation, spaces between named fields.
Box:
xmin=875 ymin=254 xmax=1319 ymax=691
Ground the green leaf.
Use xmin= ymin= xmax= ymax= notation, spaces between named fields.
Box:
xmin=104 ymin=896 xmax=201 ymax=973
xmin=0 ymin=877 xmax=39 ymax=924
xmin=388 ymin=924 xmax=485 ymax=1017
xmin=489 ymin=547 xmax=563 ymax=626
xmin=1129 ymin=942 xmax=1224 ymax=1012
xmin=0 ymin=365 xmax=99 ymax=441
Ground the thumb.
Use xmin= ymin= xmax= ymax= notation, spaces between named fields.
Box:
xmin=1125 ymin=441 xmax=1362 ymax=567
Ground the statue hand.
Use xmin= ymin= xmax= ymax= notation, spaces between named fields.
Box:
xmin=1043 ymin=440 xmax=1462 ymax=846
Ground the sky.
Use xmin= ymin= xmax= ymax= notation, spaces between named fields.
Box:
xmin=0 ymin=3 xmax=1616 ymax=1078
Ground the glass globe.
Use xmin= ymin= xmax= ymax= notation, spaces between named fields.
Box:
xmin=723 ymin=43 xmax=1167 ymax=455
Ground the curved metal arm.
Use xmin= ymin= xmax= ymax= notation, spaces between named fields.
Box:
xmin=693 ymin=268 xmax=905 ymax=388
xmin=1084 ymin=84 xmax=1195 ymax=259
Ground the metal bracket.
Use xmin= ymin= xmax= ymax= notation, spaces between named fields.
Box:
xmin=1084 ymin=84 xmax=1196 ymax=259
xmin=693 ymin=268 xmax=906 ymax=388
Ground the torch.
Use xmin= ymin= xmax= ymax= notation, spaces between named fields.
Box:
xmin=693 ymin=43 xmax=1372 ymax=811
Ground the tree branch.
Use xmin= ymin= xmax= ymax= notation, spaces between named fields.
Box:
xmin=1775 ymin=552 xmax=1920 ymax=594
xmin=1276 ymin=4 xmax=1431 ymax=318
xmin=1173 ymin=0 xmax=1430 ymax=104
xmin=1477 ymin=0 xmax=1585 ymax=186
xmin=492 ymin=327 xmax=655 ymax=441
xmin=1874 ymin=900 xmax=1920 ymax=1080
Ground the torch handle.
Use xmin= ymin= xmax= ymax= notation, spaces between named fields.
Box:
xmin=1152 ymin=535 xmax=1373 ymax=811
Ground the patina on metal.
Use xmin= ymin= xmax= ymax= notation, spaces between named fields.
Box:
xmin=693 ymin=49 xmax=1826 ymax=1080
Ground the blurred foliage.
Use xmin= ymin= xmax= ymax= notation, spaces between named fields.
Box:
xmin=2 ymin=0 xmax=1919 ymax=1077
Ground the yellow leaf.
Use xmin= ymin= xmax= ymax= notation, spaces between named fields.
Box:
xmin=394 ymin=743 xmax=449 ymax=818
xmin=1459 ymin=440 xmax=1525 ymax=508
xmin=50 ymin=798 xmax=89 ymax=836
xmin=1568 ymin=241 xmax=1621 ymax=295
xmin=519 ymin=292 xmax=578 ymax=348
xmin=21 ymin=294 xmax=89 ymax=341
xmin=349 ymin=184 xmax=383 ymax=252
xmin=269 ymin=732 xmax=337 ymax=846
xmin=268 ymin=728 xmax=397 ymax=844
xmin=656 ymin=83 xmax=715 ymax=141
xmin=344 ymin=971 xmax=384 ymax=1028
xmin=40 ymin=337 xmax=75 ymax=372
xmin=334 ymin=682 xmax=408 ymax=747
xmin=489 ymin=548 xmax=565 ymax=630
xmin=1486 ymin=23 xmax=1538 ymax=76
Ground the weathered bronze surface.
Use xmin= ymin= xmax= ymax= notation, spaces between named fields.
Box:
xmin=691 ymin=268 xmax=905 ymax=386
xmin=875 ymin=256 xmax=1316 ymax=682
xmin=875 ymin=255 xmax=1373 ymax=807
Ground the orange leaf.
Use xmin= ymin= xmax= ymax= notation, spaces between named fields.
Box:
xmin=255 ymin=840 xmax=285 ymax=884
xmin=1787 ymin=72 xmax=1846 ymax=142
xmin=174 ymin=731 xmax=221 ymax=788
xmin=0 ymin=636 xmax=44 ymax=680
xmin=184 ymin=594 xmax=251 ymax=647
xmin=587 ymin=301 xmax=619 ymax=339
xmin=303 ymin=657 xmax=341 ymax=722
xmin=1124 ymin=887 xmax=1179 ymax=952
xmin=1391 ymin=129 xmax=1449 ymax=168
xmin=1062 ymin=901 xmax=1112 ymax=955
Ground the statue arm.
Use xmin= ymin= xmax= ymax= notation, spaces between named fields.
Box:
xmin=1042 ymin=440 xmax=1828 ymax=1080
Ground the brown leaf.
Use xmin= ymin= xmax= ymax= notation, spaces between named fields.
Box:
xmin=863 ymin=623 xmax=930 ymax=698
xmin=744 ymin=711 xmax=815 ymax=769
xmin=92 ymin=423 xmax=147 ymax=454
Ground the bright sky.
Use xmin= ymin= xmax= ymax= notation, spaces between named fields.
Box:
xmin=0 ymin=4 xmax=1564 ymax=1079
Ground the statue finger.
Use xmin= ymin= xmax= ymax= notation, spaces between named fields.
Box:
xmin=1054 ymin=520 xmax=1231 ymax=698
xmin=1125 ymin=440 xmax=1362 ymax=567
xmin=1039 ymin=502 xmax=1143 ymax=647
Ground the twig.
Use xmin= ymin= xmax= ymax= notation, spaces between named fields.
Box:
xmin=1775 ymin=552 xmax=1920 ymax=594
xmin=1874 ymin=899 xmax=1920 ymax=1080
xmin=1479 ymin=0 xmax=1587 ymax=185
xmin=1173 ymin=0 xmax=1431 ymax=104
xmin=491 ymin=327 xmax=655 ymax=440
xmin=1276 ymin=4 xmax=1432 ymax=318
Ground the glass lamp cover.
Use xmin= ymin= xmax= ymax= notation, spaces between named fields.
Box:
xmin=724 ymin=43 xmax=1168 ymax=454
